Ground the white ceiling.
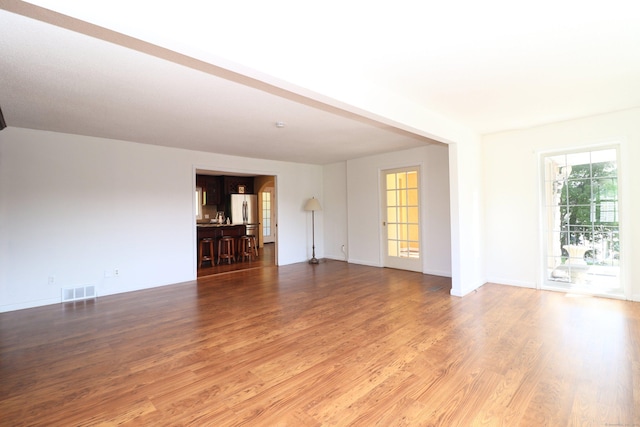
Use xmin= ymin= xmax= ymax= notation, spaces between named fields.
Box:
xmin=2 ymin=1 xmax=639 ymax=165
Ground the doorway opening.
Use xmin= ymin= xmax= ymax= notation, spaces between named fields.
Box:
xmin=195 ymin=170 xmax=277 ymax=277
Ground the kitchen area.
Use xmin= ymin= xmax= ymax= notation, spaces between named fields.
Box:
xmin=196 ymin=172 xmax=276 ymax=276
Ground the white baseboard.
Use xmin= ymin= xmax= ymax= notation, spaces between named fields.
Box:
xmin=450 ymin=281 xmax=487 ymax=297
xmin=347 ymin=258 xmax=382 ymax=268
xmin=1 ymin=297 xmax=61 ymax=313
xmin=485 ymin=277 xmax=537 ymax=289
xmin=423 ymin=269 xmax=452 ymax=278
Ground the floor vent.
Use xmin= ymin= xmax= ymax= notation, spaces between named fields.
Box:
xmin=62 ymin=285 xmax=96 ymax=302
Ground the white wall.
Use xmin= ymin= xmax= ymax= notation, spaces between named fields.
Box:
xmin=0 ymin=128 xmax=323 ymax=312
xmin=448 ymin=139 xmax=486 ymax=296
xmin=322 ymin=162 xmax=348 ymax=261
xmin=341 ymin=144 xmax=452 ymax=276
xmin=483 ymin=108 xmax=640 ymax=300
xmin=425 ymin=145 xmax=452 ymax=276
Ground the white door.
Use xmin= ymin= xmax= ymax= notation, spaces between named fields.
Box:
xmin=382 ymin=167 xmax=422 ymax=272
xmin=261 ymin=187 xmax=275 ymax=243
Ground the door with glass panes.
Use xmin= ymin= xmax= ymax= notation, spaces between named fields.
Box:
xmin=541 ymin=147 xmax=621 ymax=296
xmin=382 ymin=167 xmax=422 ymax=272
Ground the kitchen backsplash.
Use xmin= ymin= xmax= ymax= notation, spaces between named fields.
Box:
xmin=198 ymin=204 xmax=219 ymax=223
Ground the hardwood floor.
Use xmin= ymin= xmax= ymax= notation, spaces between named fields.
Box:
xmin=1 ymin=261 xmax=639 ymax=426
xmin=197 ymin=242 xmax=275 ymax=277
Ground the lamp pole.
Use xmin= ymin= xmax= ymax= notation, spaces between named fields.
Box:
xmin=304 ymin=197 xmax=322 ymax=264
xmin=310 ymin=208 xmax=318 ymax=264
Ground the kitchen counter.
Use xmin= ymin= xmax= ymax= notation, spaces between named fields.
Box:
xmin=197 ymin=224 xmax=246 ymax=266
xmin=197 ymin=223 xmax=259 ymax=228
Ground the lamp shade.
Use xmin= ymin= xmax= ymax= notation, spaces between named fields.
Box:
xmin=304 ymin=197 xmax=322 ymax=212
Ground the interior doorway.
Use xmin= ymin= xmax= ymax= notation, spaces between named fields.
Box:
xmin=195 ymin=170 xmax=277 ymax=277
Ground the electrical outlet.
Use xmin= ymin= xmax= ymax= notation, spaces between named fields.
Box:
xmin=114 ymin=268 xmax=120 ymax=277
xmin=48 ymin=276 xmax=55 ymax=284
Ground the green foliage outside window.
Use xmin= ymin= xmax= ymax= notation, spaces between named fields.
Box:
xmin=559 ymin=161 xmax=618 ymax=263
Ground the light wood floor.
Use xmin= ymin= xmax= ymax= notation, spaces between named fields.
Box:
xmin=1 ymin=261 xmax=639 ymax=426
xmin=197 ymin=243 xmax=275 ymax=277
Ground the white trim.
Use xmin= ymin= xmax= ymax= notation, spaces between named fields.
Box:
xmin=1 ymin=297 xmax=61 ymax=313
xmin=617 ymin=138 xmax=631 ymax=300
xmin=348 ymin=258 xmax=382 ymax=268
xmin=486 ymin=277 xmax=537 ymax=289
xmin=423 ymin=269 xmax=452 ymax=278
xmin=543 ymin=284 xmax=627 ymax=301
xmin=450 ymin=282 xmax=487 ymax=297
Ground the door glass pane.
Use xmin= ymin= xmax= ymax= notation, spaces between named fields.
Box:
xmin=388 ymin=240 xmax=398 ymax=257
xmin=385 ymin=168 xmax=420 ymax=260
xmin=387 ymin=190 xmax=397 ymax=206
xmin=408 ymin=224 xmax=419 ymax=241
xmin=395 ymin=173 xmax=405 ymax=189
xmin=387 ymin=174 xmax=397 ymax=190
xmin=387 ymin=224 xmax=398 ymax=240
xmin=262 ymin=192 xmax=271 ymax=237
xmin=407 ymin=171 xmax=418 ymax=187
xmin=407 ymin=189 xmax=419 ymax=206
xmin=398 ymin=189 xmax=407 ymax=206
xmin=408 ymin=207 xmax=419 ymax=223
xmin=387 ymin=207 xmax=397 ymax=223
xmin=399 ymin=206 xmax=407 ymax=223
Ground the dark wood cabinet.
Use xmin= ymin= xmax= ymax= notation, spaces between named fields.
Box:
xmin=205 ymin=176 xmax=221 ymax=205
xmin=196 ymin=175 xmax=221 ymax=205
xmin=197 ymin=175 xmax=255 ymax=207
xmin=223 ymin=176 xmax=254 ymax=195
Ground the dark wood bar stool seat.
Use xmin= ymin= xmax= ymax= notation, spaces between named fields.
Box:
xmin=217 ymin=236 xmax=235 ymax=265
xmin=198 ymin=238 xmax=214 ymax=268
xmin=237 ymin=236 xmax=254 ymax=262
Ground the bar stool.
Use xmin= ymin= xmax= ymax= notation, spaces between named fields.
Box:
xmin=237 ymin=236 xmax=254 ymax=262
xmin=198 ymin=238 xmax=214 ymax=268
xmin=246 ymin=235 xmax=259 ymax=258
xmin=217 ymin=236 xmax=235 ymax=265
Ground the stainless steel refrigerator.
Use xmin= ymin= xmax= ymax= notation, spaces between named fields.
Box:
xmin=230 ymin=194 xmax=258 ymax=236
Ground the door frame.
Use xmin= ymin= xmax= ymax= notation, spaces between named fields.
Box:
xmin=537 ymin=141 xmax=629 ymax=299
xmin=193 ymin=166 xmax=279 ymax=275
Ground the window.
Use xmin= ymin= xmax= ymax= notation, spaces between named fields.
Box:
xmin=195 ymin=187 xmax=203 ymax=220
xmin=541 ymin=147 xmax=621 ymax=295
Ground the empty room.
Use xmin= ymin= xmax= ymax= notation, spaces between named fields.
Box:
xmin=1 ymin=1 xmax=639 ymax=425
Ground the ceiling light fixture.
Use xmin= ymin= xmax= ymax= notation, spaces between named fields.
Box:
xmin=275 ymin=121 xmax=285 ymax=128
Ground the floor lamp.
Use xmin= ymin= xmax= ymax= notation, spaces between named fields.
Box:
xmin=304 ymin=197 xmax=322 ymax=264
